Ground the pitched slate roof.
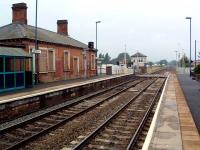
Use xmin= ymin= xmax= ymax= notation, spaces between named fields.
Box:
xmin=131 ymin=52 xmax=147 ymax=57
xmin=0 ymin=23 xmax=88 ymax=49
xmin=0 ymin=46 xmax=31 ymax=57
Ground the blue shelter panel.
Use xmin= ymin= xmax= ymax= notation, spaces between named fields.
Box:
xmin=0 ymin=74 xmax=3 ymax=89
xmin=16 ymin=73 xmax=24 ymax=87
xmin=0 ymin=57 xmax=3 ymax=72
xmin=5 ymin=74 xmax=15 ymax=88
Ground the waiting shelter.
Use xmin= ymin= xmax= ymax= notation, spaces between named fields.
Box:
xmin=0 ymin=46 xmax=33 ymax=93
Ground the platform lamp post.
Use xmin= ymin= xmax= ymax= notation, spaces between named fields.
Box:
xmin=96 ymin=21 xmax=101 ymax=75
xmin=185 ymin=17 xmax=192 ymax=76
xmin=83 ymin=48 xmax=87 ymax=79
xmin=175 ymin=50 xmax=178 ymax=70
xmin=195 ymin=40 xmax=197 ymax=67
xmin=34 ymin=0 xmax=39 ymax=84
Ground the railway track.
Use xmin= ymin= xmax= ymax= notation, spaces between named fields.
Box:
xmin=0 ymin=77 xmax=153 ymax=150
xmin=71 ymin=78 xmax=165 ymax=150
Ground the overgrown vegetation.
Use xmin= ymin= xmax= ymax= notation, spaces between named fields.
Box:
xmin=193 ymin=64 xmax=200 ymax=74
xmin=178 ymin=54 xmax=189 ymax=67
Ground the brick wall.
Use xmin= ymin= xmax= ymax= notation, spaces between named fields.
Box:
xmin=22 ymin=40 xmax=96 ymax=83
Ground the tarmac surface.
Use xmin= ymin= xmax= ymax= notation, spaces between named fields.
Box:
xmin=177 ymin=74 xmax=200 ymax=133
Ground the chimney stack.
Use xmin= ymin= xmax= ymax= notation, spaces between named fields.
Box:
xmin=88 ymin=42 xmax=94 ymax=49
xmin=12 ymin=3 xmax=27 ymax=24
xmin=57 ymin=20 xmax=68 ymax=36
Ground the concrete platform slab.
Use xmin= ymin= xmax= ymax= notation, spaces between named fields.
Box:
xmin=143 ymin=73 xmax=200 ymax=150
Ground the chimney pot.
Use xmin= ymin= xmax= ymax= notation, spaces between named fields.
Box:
xmin=88 ymin=42 xmax=94 ymax=49
xmin=57 ymin=20 xmax=68 ymax=36
xmin=12 ymin=3 xmax=27 ymax=24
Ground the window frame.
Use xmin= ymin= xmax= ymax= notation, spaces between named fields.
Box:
xmin=39 ymin=48 xmax=48 ymax=73
xmin=73 ymin=56 xmax=80 ymax=73
xmin=47 ymin=48 xmax=56 ymax=72
xmin=91 ymin=54 xmax=96 ymax=70
xmin=64 ymin=50 xmax=70 ymax=71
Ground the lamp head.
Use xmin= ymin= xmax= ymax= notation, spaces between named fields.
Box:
xmin=96 ymin=21 xmax=101 ymax=23
xmin=185 ymin=17 xmax=192 ymax=19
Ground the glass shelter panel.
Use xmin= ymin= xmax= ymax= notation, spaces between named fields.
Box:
xmin=0 ymin=57 xmax=3 ymax=72
xmin=0 ymin=74 xmax=3 ymax=89
xmin=5 ymin=57 xmax=14 ymax=72
xmin=16 ymin=58 xmax=24 ymax=72
xmin=16 ymin=73 xmax=24 ymax=87
xmin=5 ymin=74 xmax=14 ymax=88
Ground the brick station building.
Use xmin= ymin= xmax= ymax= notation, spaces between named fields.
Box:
xmin=0 ymin=3 xmax=97 ymax=83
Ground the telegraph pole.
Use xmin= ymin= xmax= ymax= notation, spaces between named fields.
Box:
xmin=124 ymin=44 xmax=127 ymax=67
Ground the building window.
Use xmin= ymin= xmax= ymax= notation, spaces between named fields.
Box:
xmin=48 ymin=49 xmax=55 ymax=72
xmin=64 ymin=50 xmax=70 ymax=71
xmin=39 ymin=49 xmax=48 ymax=73
xmin=91 ymin=54 xmax=95 ymax=70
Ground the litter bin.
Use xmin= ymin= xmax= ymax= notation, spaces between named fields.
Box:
xmin=25 ymin=71 xmax=33 ymax=88
xmin=106 ymin=66 xmax=112 ymax=75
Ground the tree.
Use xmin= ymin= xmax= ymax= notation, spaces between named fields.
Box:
xmin=98 ymin=53 xmax=111 ymax=64
xmin=148 ymin=61 xmax=154 ymax=67
xmin=98 ymin=53 xmax=104 ymax=59
xmin=198 ymin=52 xmax=200 ymax=59
xmin=168 ymin=60 xmax=177 ymax=66
xmin=109 ymin=52 xmax=132 ymax=66
xmin=179 ymin=54 xmax=189 ymax=67
xmin=193 ymin=64 xmax=200 ymax=74
xmin=159 ymin=59 xmax=168 ymax=66
xmin=103 ymin=53 xmax=111 ymax=64
xmin=110 ymin=58 xmax=117 ymax=65
xmin=117 ymin=52 xmax=131 ymax=63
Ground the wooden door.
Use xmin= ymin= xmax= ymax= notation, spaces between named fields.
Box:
xmin=73 ymin=57 xmax=79 ymax=76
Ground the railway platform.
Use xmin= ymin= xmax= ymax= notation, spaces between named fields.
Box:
xmin=177 ymin=73 xmax=200 ymax=133
xmin=143 ymin=73 xmax=200 ymax=150
xmin=0 ymin=73 xmax=135 ymax=123
xmin=0 ymin=74 xmax=116 ymax=103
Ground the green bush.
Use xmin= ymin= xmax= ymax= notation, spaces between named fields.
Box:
xmin=193 ymin=64 xmax=200 ymax=74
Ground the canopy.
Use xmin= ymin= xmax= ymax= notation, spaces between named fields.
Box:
xmin=0 ymin=46 xmax=31 ymax=58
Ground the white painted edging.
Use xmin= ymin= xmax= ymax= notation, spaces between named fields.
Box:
xmin=142 ymin=74 xmax=170 ymax=150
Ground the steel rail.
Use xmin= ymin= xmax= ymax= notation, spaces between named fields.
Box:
xmin=72 ymin=78 xmax=158 ymax=150
xmin=0 ymin=76 xmax=138 ymax=134
xmin=126 ymin=78 xmax=166 ymax=150
xmin=3 ymin=77 xmax=147 ymax=150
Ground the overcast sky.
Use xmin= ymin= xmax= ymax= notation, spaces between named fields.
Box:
xmin=1 ymin=0 xmax=200 ymax=61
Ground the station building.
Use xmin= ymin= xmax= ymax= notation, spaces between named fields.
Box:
xmin=0 ymin=3 xmax=97 ymax=84
xmin=131 ymin=52 xmax=147 ymax=73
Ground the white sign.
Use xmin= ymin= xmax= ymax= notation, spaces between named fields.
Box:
xmin=32 ymin=49 xmax=41 ymax=54
xmin=97 ymin=60 xmax=102 ymax=64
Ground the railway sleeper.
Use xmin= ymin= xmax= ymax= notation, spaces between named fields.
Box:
xmin=87 ymin=143 xmax=126 ymax=150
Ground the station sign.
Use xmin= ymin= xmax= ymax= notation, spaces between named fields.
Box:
xmin=97 ymin=60 xmax=102 ymax=64
xmin=32 ymin=49 xmax=41 ymax=54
